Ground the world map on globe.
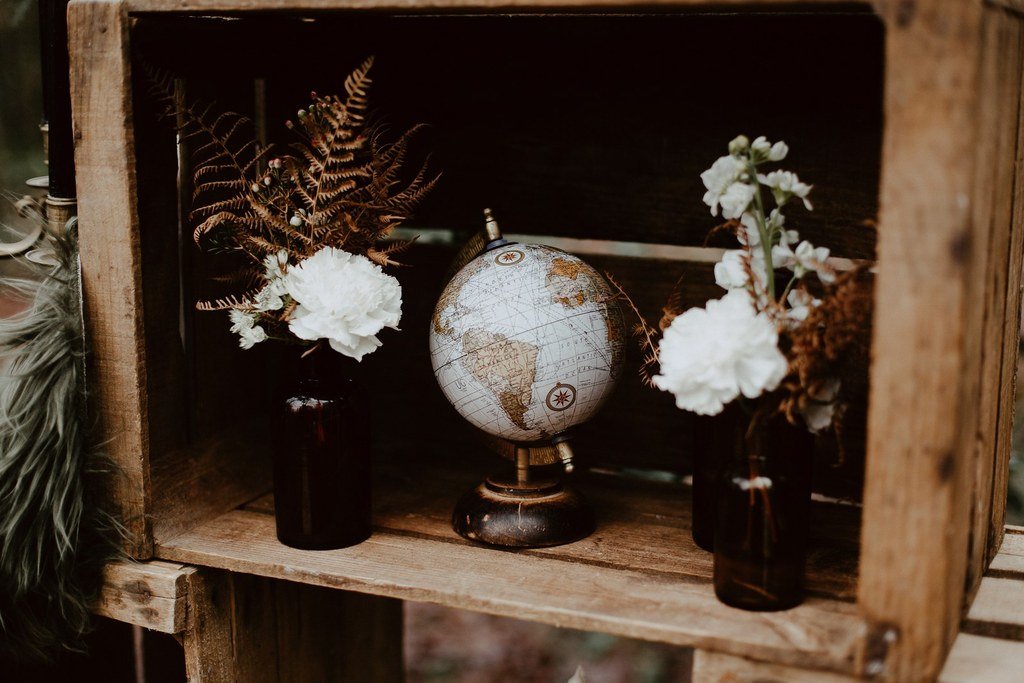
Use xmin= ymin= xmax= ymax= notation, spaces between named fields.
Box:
xmin=429 ymin=243 xmax=625 ymax=444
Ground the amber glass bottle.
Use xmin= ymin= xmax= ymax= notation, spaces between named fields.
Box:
xmin=273 ymin=349 xmax=371 ymax=550
xmin=691 ymin=405 xmax=742 ymax=552
xmin=712 ymin=415 xmax=814 ymax=611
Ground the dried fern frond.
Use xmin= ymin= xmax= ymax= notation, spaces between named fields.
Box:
xmin=606 ymin=272 xmax=661 ymax=386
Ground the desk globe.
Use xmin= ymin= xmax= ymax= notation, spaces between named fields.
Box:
xmin=429 ymin=210 xmax=625 ymax=547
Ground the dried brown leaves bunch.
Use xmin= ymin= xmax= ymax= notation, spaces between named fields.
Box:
xmin=150 ymin=57 xmax=435 ymax=314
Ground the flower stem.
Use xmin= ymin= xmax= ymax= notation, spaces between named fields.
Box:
xmin=747 ymin=160 xmax=775 ymax=301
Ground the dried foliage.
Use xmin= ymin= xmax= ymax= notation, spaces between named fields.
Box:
xmin=777 ymin=266 xmax=874 ymax=426
xmin=148 ymin=57 xmax=435 ymax=317
xmin=607 ymin=273 xmax=687 ymax=387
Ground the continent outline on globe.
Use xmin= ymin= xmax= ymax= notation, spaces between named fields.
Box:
xmin=430 ymin=242 xmax=625 ymax=444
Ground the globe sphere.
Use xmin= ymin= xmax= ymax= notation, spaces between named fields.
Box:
xmin=429 ymin=243 xmax=625 ymax=444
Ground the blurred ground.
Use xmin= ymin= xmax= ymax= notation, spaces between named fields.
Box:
xmin=405 ymin=603 xmax=692 ymax=683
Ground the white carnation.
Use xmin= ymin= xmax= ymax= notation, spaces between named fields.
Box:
xmin=283 ymin=247 xmax=402 ymax=361
xmin=652 ymin=289 xmax=788 ymax=415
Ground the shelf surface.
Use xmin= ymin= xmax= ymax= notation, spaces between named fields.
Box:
xmin=156 ymin=451 xmax=866 ymax=672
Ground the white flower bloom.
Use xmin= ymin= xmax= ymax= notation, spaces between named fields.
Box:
xmin=728 ymin=135 xmax=750 ymax=155
xmin=751 ymin=136 xmax=771 ymax=157
xmin=785 ymin=288 xmax=821 ymax=324
xmin=719 ymin=182 xmax=756 ymax=220
xmin=652 ymin=289 xmax=789 ymax=415
xmin=701 ymin=155 xmax=746 ymax=216
xmin=714 ymin=250 xmax=751 ymax=290
xmin=253 ymin=283 xmax=285 ymax=312
xmin=769 ymin=141 xmax=789 ymax=161
xmin=758 ymin=170 xmax=813 ymax=210
xmin=771 ymin=242 xmax=795 ymax=269
xmin=800 ymin=378 xmax=841 ymax=433
xmin=284 ymin=247 xmax=402 ymax=361
xmin=739 ymin=212 xmax=760 ymax=247
xmin=793 ymin=240 xmax=832 ymax=280
xmin=263 ymin=249 xmax=289 ymax=281
xmin=229 ymin=309 xmax=268 ymax=350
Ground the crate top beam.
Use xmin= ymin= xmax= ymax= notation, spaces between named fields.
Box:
xmin=118 ymin=0 xmax=874 ymax=13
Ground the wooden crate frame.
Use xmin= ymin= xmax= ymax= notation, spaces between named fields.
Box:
xmin=68 ymin=0 xmax=1024 ymax=680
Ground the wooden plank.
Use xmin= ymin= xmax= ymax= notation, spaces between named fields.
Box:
xmin=150 ymin=427 xmax=272 ymax=546
xmin=990 ymin=10 xmax=1024 ymax=564
xmin=69 ymin=0 xmax=153 ymax=558
xmin=123 ymin=0 xmax=872 ymax=13
xmin=180 ymin=569 xmax=403 ymax=682
xmin=244 ymin=452 xmax=862 ymax=600
xmin=156 ymin=457 xmax=865 ymax=674
xmin=964 ymin=5 xmax=1024 ymax=607
xmin=692 ymin=650 xmax=859 ymax=683
xmin=93 ymin=560 xmax=193 ymax=633
xmin=857 ymin=0 xmax=987 ymax=680
xmin=963 ymin=576 xmax=1024 ymax=640
xmin=989 ymin=532 xmax=1024 ymax=579
xmin=940 ymin=632 xmax=1024 ymax=683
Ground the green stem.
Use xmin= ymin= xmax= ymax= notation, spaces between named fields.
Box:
xmin=778 ymin=274 xmax=799 ymax=306
xmin=747 ymin=160 xmax=775 ymax=300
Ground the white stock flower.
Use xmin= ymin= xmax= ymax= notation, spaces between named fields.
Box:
xmin=719 ymin=182 xmax=757 ymax=220
xmin=284 ymin=247 xmax=402 ymax=361
xmin=701 ymin=155 xmax=746 ymax=216
xmin=785 ymin=288 xmax=821 ymax=324
xmin=739 ymin=212 xmax=760 ymax=247
xmin=793 ymin=240 xmax=832 ymax=281
xmin=800 ymin=378 xmax=841 ymax=433
xmin=652 ymin=289 xmax=789 ymax=415
xmin=759 ymin=170 xmax=813 ymax=210
xmin=751 ymin=136 xmax=771 ymax=157
xmin=715 ymin=248 xmax=768 ymax=293
xmin=229 ymin=309 xmax=268 ymax=350
xmin=768 ymin=141 xmax=789 ymax=161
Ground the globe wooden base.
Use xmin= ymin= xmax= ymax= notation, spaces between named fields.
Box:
xmin=452 ymin=474 xmax=595 ymax=548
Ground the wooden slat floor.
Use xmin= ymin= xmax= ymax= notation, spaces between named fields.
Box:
xmin=155 ymin=452 xmax=866 ymax=673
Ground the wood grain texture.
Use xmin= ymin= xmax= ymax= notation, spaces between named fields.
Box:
xmin=180 ymin=569 xmax=402 ymax=682
xmin=964 ymin=6 xmax=1024 ymax=608
xmin=988 ymin=530 xmax=1024 ymax=579
xmin=692 ymin=650 xmax=859 ymax=683
xmin=123 ymin=0 xmax=872 ymax=12
xmin=857 ymin=0 xmax=987 ymax=680
xmin=989 ymin=11 xmax=1024 ymax=564
xmin=156 ymin=455 xmax=866 ymax=674
xmin=94 ymin=560 xmax=193 ymax=633
xmin=939 ymin=632 xmax=1024 ymax=683
xmin=963 ymin=576 xmax=1024 ymax=640
xmin=68 ymin=0 xmax=153 ymax=558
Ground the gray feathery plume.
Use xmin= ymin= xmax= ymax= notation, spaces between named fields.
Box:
xmin=0 ymin=219 xmax=123 ymax=660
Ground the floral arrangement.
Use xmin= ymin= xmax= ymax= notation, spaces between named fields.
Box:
xmin=156 ymin=57 xmax=434 ymax=360
xmin=624 ymin=135 xmax=871 ymax=433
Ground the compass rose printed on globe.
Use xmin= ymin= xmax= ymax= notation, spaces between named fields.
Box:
xmin=429 ymin=243 xmax=626 ymax=444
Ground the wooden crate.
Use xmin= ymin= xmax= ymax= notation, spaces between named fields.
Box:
xmin=68 ymin=0 xmax=1024 ymax=680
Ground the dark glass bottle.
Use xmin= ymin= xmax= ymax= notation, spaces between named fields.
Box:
xmin=690 ymin=405 xmax=742 ymax=552
xmin=273 ymin=348 xmax=371 ymax=550
xmin=712 ymin=414 xmax=814 ymax=611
